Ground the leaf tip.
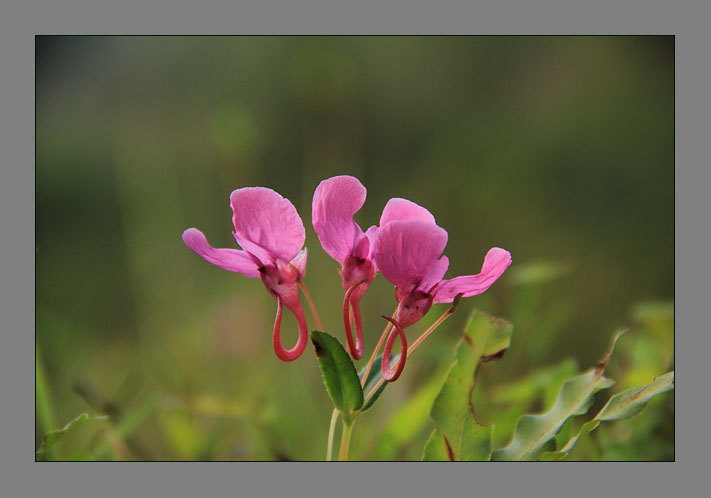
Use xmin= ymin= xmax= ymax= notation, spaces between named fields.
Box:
xmin=311 ymin=334 xmax=325 ymax=357
xmin=480 ymin=348 xmax=508 ymax=363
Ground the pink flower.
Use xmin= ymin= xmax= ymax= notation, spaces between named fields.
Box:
xmin=182 ymin=187 xmax=309 ymax=362
xmin=374 ymin=218 xmax=512 ymax=380
xmin=312 ymin=175 xmax=437 ymax=360
xmin=312 ymin=176 xmax=377 ymax=359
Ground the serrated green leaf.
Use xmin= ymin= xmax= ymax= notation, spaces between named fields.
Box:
xmin=423 ymin=429 xmax=449 ymax=460
xmin=424 ymin=310 xmax=512 ymax=461
xmin=311 ymin=331 xmax=363 ymax=419
xmin=359 ymin=353 xmax=398 ymax=412
xmin=597 ymin=371 xmax=674 ymax=421
xmin=491 ymin=330 xmax=625 ymax=461
xmin=36 ymin=413 xmax=108 ymax=460
xmin=460 ymin=416 xmax=494 ymax=460
xmin=423 ymin=423 xmax=494 ymax=461
xmin=491 ymin=371 xmax=614 ymax=461
xmin=538 ymin=370 xmax=674 ymax=460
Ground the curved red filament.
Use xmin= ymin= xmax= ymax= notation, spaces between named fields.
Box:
xmin=380 ymin=315 xmax=407 ymax=382
xmin=272 ymin=295 xmax=309 ymax=362
xmin=343 ymin=281 xmax=366 ymax=360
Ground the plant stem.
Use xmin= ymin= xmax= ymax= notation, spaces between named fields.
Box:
xmin=406 ymin=304 xmax=456 ymax=355
xmin=326 ymin=409 xmax=339 ymax=461
xmin=338 ymin=418 xmax=355 ymax=461
xmin=298 ymin=280 xmax=323 ymax=330
xmin=360 ymin=306 xmax=399 ymax=387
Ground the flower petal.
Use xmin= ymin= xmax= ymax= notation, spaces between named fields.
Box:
xmin=421 ymin=255 xmax=450 ymax=293
xmin=182 ymin=228 xmax=260 ymax=278
xmin=289 ymin=248 xmax=308 ymax=279
xmin=379 ymin=198 xmax=436 ymax=227
xmin=312 ymin=175 xmax=367 ymax=264
xmin=433 ymin=247 xmax=512 ymax=303
xmin=364 ymin=225 xmax=379 ymax=265
xmin=374 ymin=220 xmax=448 ymax=292
xmin=230 ymin=187 xmax=305 ymax=264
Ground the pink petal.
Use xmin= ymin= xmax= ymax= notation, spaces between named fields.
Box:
xmin=289 ymin=248 xmax=308 ymax=279
xmin=364 ymin=225 xmax=379 ymax=264
xmin=374 ymin=220 xmax=449 ymax=293
xmin=230 ymin=187 xmax=305 ymax=265
xmin=421 ymin=255 xmax=450 ymax=293
xmin=379 ymin=198 xmax=436 ymax=227
xmin=351 ymin=232 xmax=370 ymax=260
xmin=182 ymin=228 xmax=260 ymax=278
xmin=312 ymin=175 xmax=367 ymax=264
xmin=433 ymin=247 xmax=512 ymax=303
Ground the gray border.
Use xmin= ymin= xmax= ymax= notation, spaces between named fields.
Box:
xmin=3 ymin=0 xmax=708 ymax=497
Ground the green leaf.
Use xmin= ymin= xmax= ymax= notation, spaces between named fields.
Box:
xmin=491 ymin=331 xmax=625 ymax=461
xmin=423 ymin=310 xmax=513 ymax=461
xmin=358 ymin=353 xmax=400 ymax=412
xmin=36 ymin=413 xmax=108 ymax=460
xmin=597 ymin=370 xmax=674 ymax=421
xmin=311 ymin=331 xmax=364 ymax=419
xmin=539 ymin=370 xmax=674 ymax=460
xmin=423 ymin=429 xmax=450 ymax=460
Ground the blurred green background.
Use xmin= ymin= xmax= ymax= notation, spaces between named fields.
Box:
xmin=36 ymin=36 xmax=673 ymax=460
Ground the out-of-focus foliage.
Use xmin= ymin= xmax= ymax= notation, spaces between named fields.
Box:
xmin=539 ymin=370 xmax=674 ymax=460
xmin=491 ymin=332 xmax=622 ymax=461
xmin=36 ymin=413 xmax=108 ymax=460
xmin=420 ymin=319 xmax=672 ymax=461
xmin=36 ymin=36 xmax=673 ymax=460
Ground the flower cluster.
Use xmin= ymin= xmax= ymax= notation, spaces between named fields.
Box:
xmin=182 ymin=175 xmax=511 ymax=381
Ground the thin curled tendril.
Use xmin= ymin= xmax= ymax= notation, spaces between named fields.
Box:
xmin=272 ymin=294 xmax=309 ymax=361
xmin=343 ymin=281 xmax=366 ymax=360
xmin=380 ymin=315 xmax=407 ymax=382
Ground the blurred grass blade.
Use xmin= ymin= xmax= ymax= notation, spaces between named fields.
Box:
xmin=91 ymin=396 xmax=159 ymax=460
xmin=36 ymin=413 xmax=108 ymax=460
xmin=35 ymin=347 xmax=56 ymax=459
xmin=492 ymin=358 xmax=578 ymax=407
xmin=373 ymin=366 xmax=447 ymax=459
xmin=181 ymin=394 xmax=249 ymax=418
xmin=491 ymin=331 xmax=625 ymax=461
xmin=423 ymin=310 xmax=513 ymax=461
xmin=311 ymin=331 xmax=363 ymax=420
xmin=539 ymin=370 xmax=675 ymax=460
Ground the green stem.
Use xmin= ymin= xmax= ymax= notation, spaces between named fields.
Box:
xmin=326 ymin=409 xmax=339 ymax=461
xmin=338 ymin=418 xmax=355 ymax=461
xmin=298 ymin=280 xmax=323 ymax=330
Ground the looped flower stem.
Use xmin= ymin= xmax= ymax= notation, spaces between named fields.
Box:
xmin=272 ymin=295 xmax=309 ymax=362
xmin=343 ymin=281 xmax=366 ymax=360
xmin=380 ymin=315 xmax=408 ymax=382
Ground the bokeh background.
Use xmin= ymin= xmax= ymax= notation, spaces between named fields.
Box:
xmin=36 ymin=36 xmax=674 ymax=461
